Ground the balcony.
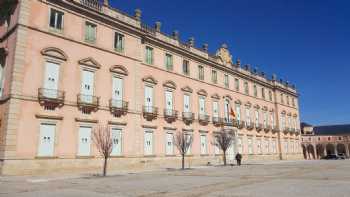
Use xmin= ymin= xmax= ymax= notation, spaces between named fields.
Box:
xmin=164 ymin=109 xmax=178 ymax=123
xmin=77 ymin=94 xmax=99 ymax=113
xmin=109 ymin=99 xmax=128 ymax=117
xmin=272 ymin=126 xmax=279 ymax=133
xmin=255 ymin=123 xmax=263 ymax=132
xmin=264 ymin=125 xmax=271 ymax=132
xmin=182 ymin=112 xmax=194 ymax=125
xmin=143 ymin=106 xmax=158 ymax=121
xmin=198 ymin=114 xmax=210 ymax=126
xmin=283 ymin=127 xmax=290 ymax=134
xmin=212 ymin=117 xmax=224 ymax=127
xmin=38 ymin=88 xmax=65 ymax=109
xmin=246 ymin=122 xmax=254 ymax=130
xmin=79 ymin=0 xmax=102 ymax=12
xmin=237 ymin=120 xmax=245 ymax=129
xmin=223 ymin=118 xmax=234 ymax=127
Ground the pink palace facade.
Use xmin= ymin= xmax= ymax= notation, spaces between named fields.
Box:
xmin=0 ymin=0 xmax=302 ymax=175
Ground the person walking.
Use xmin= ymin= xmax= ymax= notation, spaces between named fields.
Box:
xmin=235 ymin=153 xmax=242 ymax=166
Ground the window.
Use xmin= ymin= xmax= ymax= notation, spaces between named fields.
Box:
xmin=257 ymin=138 xmax=262 ymax=154
xmin=255 ymin=110 xmax=259 ymax=127
xmin=235 ymin=104 xmax=241 ymax=122
xmin=78 ymin=126 xmax=92 ymax=156
xmin=248 ymin=138 xmax=253 ymax=154
xmin=234 ymin=78 xmax=239 ymax=91
xmin=263 ymin=111 xmax=268 ymax=128
xmin=144 ymin=86 xmax=154 ymax=112
xmin=183 ymin=94 xmax=191 ymax=113
xmin=112 ymin=77 xmax=123 ymax=107
xmin=269 ymin=90 xmax=273 ymax=101
xmin=165 ymin=53 xmax=173 ymax=71
xmin=280 ymin=93 xmax=284 ymax=104
xmin=185 ymin=133 xmax=193 ymax=155
xmin=144 ymin=131 xmax=153 ymax=155
xmin=224 ymin=74 xmax=229 ymax=88
xmin=245 ymin=107 xmax=251 ymax=126
xmin=244 ymin=81 xmax=249 ymax=95
xmin=81 ymin=70 xmax=95 ymax=103
xmin=253 ymin=85 xmax=258 ymax=97
xmin=238 ymin=137 xmax=243 ymax=154
xmin=198 ymin=65 xmax=204 ymax=80
xmin=183 ymin=60 xmax=190 ymax=75
xmin=85 ymin=22 xmax=97 ymax=43
xmin=284 ymin=140 xmax=288 ymax=153
xmin=145 ymin=46 xmax=153 ymax=65
xmin=281 ymin=114 xmax=286 ymax=130
xmin=49 ymin=9 xmax=64 ymax=30
xmin=264 ymin=138 xmax=269 ymax=154
xmin=200 ymin=134 xmax=208 ymax=155
xmin=38 ymin=123 xmax=56 ymax=156
xmin=211 ymin=70 xmax=217 ymax=83
xmin=0 ymin=55 xmax=6 ymax=96
xmin=114 ymin=32 xmax=124 ymax=52
xmin=199 ymin=96 xmax=206 ymax=115
xmin=261 ymin=88 xmax=265 ymax=100
xmin=292 ymin=98 xmax=295 ymax=107
xmin=212 ymin=101 xmax=219 ymax=118
xmin=165 ymin=132 xmax=174 ymax=155
xmin=43 ymin=61 xmax=60 ymax=98
xmin=286 ymin=96 xmax=290 ymax=105
xmin=224 ymin=99 xmax=230 ymax=122
xmin=111 ymin=128 xmax=122 ymax=156
xmin=270 ymin=112 xmax=275 ymax=128
xmin=165 ymin=90 xmax=174 ymax=114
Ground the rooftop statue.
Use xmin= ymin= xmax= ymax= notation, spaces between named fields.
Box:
xmin=215 ymin=43 xmax=233 ymax=67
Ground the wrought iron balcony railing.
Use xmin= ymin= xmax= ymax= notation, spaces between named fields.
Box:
xmin=256 ymin=123 xmax=263 ymax=131
xmin=198 ymin=113 xmax=210 ymax=125
xmin=142 ymin=106 xmax=158 ymax=121
xmin=223 ymin=118 xmax=234 ymax=127
xmin=212 ymin=117 xmax=224 ymax=127
xmin=246 ymin=122 xmax=254 ymax=130
xmin=80 ymin=0 xmax=102 ymax=12
xmin=164 ymin=109 xmax=178 ymax=123
xmin=109 ymin=99 xmax=128 ymax=117
xmin=77 ymin=94 xmax=99 ymax=113
xmin=182 ymin=112 xmax=194 ymax=125
xmin=264 ymin=125 xmax=271 ymax=132
xmin=38 ymin=88 xmax=65 ymax=109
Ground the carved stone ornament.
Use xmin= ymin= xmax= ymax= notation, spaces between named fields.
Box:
xmin=215 ymin=43 xmax=233 ymax=67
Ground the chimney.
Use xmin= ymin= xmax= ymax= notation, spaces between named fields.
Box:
xmin=172 ymin=30 xmax=179 ymax=40
xmin=188 ymin=37 xmax=195 ymax=47
xmin=135 ymin=9 xmax=142 ymax=21
xmin=202 ymin=43 xmax=208 ymax=52
xmin=155 ymin=21 xmax=161 ymax=32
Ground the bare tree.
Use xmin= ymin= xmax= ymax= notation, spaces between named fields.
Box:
xmin=214 ymin=129 xmax=235 ymax=166
xmin=174 ymin=131 xmax=193 ymax=170
xmin=92 ymin=125 xmax=113 ymax=176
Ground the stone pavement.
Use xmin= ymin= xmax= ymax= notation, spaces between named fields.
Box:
xmin=1 ymin=160 xmax=350 ymax=197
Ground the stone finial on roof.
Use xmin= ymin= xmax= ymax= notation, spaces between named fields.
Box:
xmin=236 ymin=58 xmax=241 ymax=67
xmin=272 ymin=74 xmax=277 ymax=81
xmin=135 ymin=9 xmax=142 ymax=21
xmin=103 ymin=0 xmax=109 ymax=6
xmin=202 ymin=43 xmax=208 ymax=52
xmin=172 ymin=30 xmax=179 ymax=40
xmin=155 ymin=21 xmax=161 ymax=32
xmin=188 ymin=37 xmax=195 ymax=47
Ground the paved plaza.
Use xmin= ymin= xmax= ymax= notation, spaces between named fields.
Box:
xmin=1 ymin=160 xmax=350 ymax=197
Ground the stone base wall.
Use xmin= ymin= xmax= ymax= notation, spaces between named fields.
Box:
xmin=0 ymin=153 xmax=304 ymax=175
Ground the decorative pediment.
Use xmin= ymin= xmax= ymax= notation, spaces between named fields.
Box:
xmin=211 ymin=93 xmax=220 ymax=100
xmin=142 ymin=75 xmax=158 ymax=85
xmin=281 ymin=110 xmax=286 ymax=114
xmin=254 ymin=104 xmax=260 ymax=109
xmin=245 ymin=101 xmax=252 ymax=107
xmin=262 ymin=106 xmax=268 ymax=111
xmin=293 ymin=113 xmax=298 ymax=117
xmin=79 ymin=57 xmax=101 ymax=69
xmin=181 ymin=86 xmax=193 ymax=93
xmin=163 ymin=80 xmax=177 ymax=89
xmin=287 ymin=112 xmax=292 ymax=116
xmin=222 ymin=94 xmax=233 ymax=100
xmin=110 ymin=65 xmax=128 ymax=76
xmin=269 ymin=108 xmax=275 ymax=112
xmin=215 ymin=43 xmax=233 ymax=67
xmin=41 ymin=47 xmax=68 ymax=61
xmin=197 ymin=89 xmax=208 ymax=97
xmin=235 ymin=99 xmax=242 ymax=105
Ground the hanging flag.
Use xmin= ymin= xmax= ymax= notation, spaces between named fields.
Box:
xmin=230 ymin=108 xmax=236 ymax=119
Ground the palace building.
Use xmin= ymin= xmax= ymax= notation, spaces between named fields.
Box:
xmin=0 ymin=0 xmax=302 ymax=175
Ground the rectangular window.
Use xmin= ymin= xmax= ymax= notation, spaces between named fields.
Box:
xmin=261 ymin=88 xmax=265 ymax=99
xmin=212 ymin=101 xmax=219 ymax=118
xmin=200 ymin=134 xmax=208 ymax=155
xmin=165 ymin=53 xmax=173 ymax=71
xmin=234 ymin=78 xmax=239 ymax=91
xmin=183 ymin=60 xmax=190 ymax=75
xmin=238 ymin=137 xmax=243 ymax=154
xmin=85 ymin=22 xmax=97 ymax=43
xmin=281 ymin=114 xmax=286 ymax=130
xmin=185 ymin=133 xmax=193 ymax=155
xmin=198 ymin=65 xmax=204 ymax=80
xmin=165 ymin=132 xmax=174 ymax=155
xmin=257 ymin=138 xmax=262 ymax=154
xmin=281 ymin=94 xmax=284 ymax=104
xmin=284 ymin=140 xmax=288 ymax=153
xmin=145 ymin=46 xmax=153 ymax=65
xmin=255 ymin=110 xmax=259 ymax=127
xmin=199 ymin=97 xmax=206 ymax=114
xmin=269 ymin=90 xmax=273 ymax=101
xmin=248 ymin=138 xmax=253 ymax=154
xmin=286 ymin=96 xmax=290 ymax=105
xmin=264 ymin=138 xmax=269 ymax=154
xmin=81 ymin=70 xmax=95 ymax=103
xmin=112 ymin=77 xmax=123 ymax=107
xmin=253 ymin=85 xmax=258 ymax=97
xmin=114 ymin=32 xmax=124 ymax=52
xmin=244 ymin=81 xmax=249 ymax=95
xmin=49 ymin=9 xmax=64 ymax=30
xmin=263 ymin=111 xmax=268 ymax=128
xmin=224 ymin=74 xmax=229 ymax=88
xmin=292 ymin=98 xmax=295 ymax=107
xmin=0 ymin=56 xmax=5 ymax=96
xmin=144 ymin=131 xmax=153 ymax=155
xmin=165 ymin=90 xmax=173 ymax=115
xmin=183 ymin=94 xmax=190 ymax=112
xmin=235 ymin=104 xmax=241 ymax=121
xmin=211 ymin=70 xmax=217 ymax=83
xmin=78 ymin=126 xmax=92 ymax=156
xmin=245 ymin=107 xmax=251 ymax=125
xmin=38 ymin=123 xmax=56 ymax=157
xmin=144 ymin=86 xmax=153 ymax=111
xmin=111 ymin=128 xmax=122 ymax=156
xmin=43 ymin=62 xmax=60 ymax=98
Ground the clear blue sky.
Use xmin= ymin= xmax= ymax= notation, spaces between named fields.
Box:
xmin=110 ymin=0 xmax=350 ymax=126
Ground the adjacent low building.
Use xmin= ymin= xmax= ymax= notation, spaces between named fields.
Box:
xmin=301 ymin=123 xmax=350 ymax=159
xmin=0 ymin=0 xmax=302 ymax=175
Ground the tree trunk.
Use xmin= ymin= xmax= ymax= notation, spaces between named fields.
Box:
xmin=103 ymin=157 xmax=108 ymax=176
xmin=223 ymin=150 xmax=227 ymax=166
xmin=182 ymin=154 xmax=185 ymax=170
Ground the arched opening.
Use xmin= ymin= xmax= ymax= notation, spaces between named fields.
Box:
xmin=306 ymin=144 xmax=315 ymax=159
xmin=326 ymin=144 xmax=335 ymax=155
xmin=337 ymin=144 xmax=346 ymax=155
xmin=316 ymin=144 xmax=325 ymax=159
